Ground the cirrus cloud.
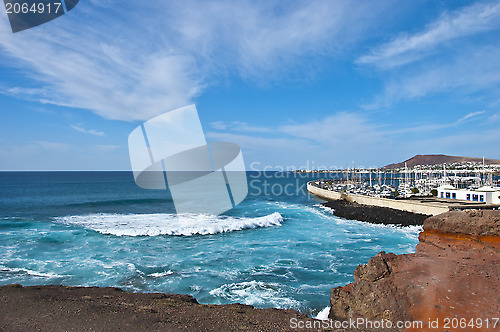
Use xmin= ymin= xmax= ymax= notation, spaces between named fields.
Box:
xmin=0 ymin=0 xmax=392 ymax=121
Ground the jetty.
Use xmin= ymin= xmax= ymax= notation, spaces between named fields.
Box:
xmin=307 ymin=181 xmax=497 ymax=216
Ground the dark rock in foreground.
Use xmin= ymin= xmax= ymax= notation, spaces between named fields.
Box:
xmin=0 ymin=285 xmax=318 ymax=332
xmin=323 ymin=199 xmax=429 ymax=226
xmin=329 ymin=210 xmax=500 ymax=331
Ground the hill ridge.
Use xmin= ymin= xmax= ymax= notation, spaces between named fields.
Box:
xmin=384 ymin=154 xmax=500 ymax=169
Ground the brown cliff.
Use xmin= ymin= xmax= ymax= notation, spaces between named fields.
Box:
xmin=329 ymin=210 xmax=500 ymax=331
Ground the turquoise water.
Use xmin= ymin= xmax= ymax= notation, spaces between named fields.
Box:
xmin=0 ymin=171 xmax=420 ymax=317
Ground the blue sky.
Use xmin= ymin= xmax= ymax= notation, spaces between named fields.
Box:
xmin=1 ymin=0 xmax=499 ymax=170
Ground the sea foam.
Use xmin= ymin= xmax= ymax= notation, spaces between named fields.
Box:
xmin=54 ymin=212 xmax=284 ymax=236
xmin=315 ymin=306 xmax=330 ymax=320
xmin=0 ymin=265 xmax=64 ymax=278
xmin=209 ymin=280 xmax=302 ymax=309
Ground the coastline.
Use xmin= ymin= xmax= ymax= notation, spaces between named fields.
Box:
xmin=329 ymin=210 xmax=500 ymax=330
xmin=0 ymin=284 xmax=319 ymax=332
xmin=322 ymin=199 xmax=429 ymax=227
xmin=2 ymin=210 xmax=498 ymax=331
xmin=2 ymin=171 xmax=419 ymax=330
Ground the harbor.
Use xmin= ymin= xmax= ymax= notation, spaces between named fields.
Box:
xmin=306 ymin=160 xmax=500 ymax=216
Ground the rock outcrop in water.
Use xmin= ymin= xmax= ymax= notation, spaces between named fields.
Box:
xmin=329 ymin=210 xmax=500 ymax=331
xmin=323 ymin=199 xmax=429 ymax=226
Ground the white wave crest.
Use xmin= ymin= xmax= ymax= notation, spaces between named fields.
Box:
xmin=335 ymin=217 xmax=423 ymax=241
xmin=148 ymin=270 xmax=173 ymax=278
xmin=313 ymin=204 xmax=335 ymax=214
xmin=316 ymin=306 xmax=330 ymax=320
xmin=0 ymin=265 xmax=64 ymax=278
xmin=54 ymin=212 xmax=283 ymax=236
xmin=209 ymin=280 xmax=301 ymax=309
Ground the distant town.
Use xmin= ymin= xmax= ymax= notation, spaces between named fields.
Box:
xmin=303 ymin=155 xmax=500 ymax=208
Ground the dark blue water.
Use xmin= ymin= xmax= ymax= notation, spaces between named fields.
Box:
xmin=0 ymin=171 xmax=420 ymax=317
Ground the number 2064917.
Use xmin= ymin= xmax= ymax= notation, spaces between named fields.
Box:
xmin=5 ymin=2 xmax=63 ymax=14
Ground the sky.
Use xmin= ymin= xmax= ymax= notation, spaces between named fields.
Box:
xmin=1 ymin=0 xmax=499 ymax=170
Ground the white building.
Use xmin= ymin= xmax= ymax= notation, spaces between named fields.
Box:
xmin=437 ymin=185 xmax=500 ymax=204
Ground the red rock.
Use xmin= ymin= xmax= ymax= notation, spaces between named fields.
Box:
xmin=330 ymin=210 xmax=500 ymax=331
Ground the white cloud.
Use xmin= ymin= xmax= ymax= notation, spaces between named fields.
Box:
xmin=207 ymin=112 xmax=394 ymax=167
xmin=279 ymin=112 xmax=384 ymax=146
xmin=210 ymin=121 xmax=228 ymax=130
xmin=367 ymin=45 xmax=500 ymax=107
xmin=0 ymin=1 xmax=390 ymax=121
xmin=210 ymin=121 xmax=270 ymax=133
xmin=207 ymin=108 xmax=500 ymax=167
xmin=206 ymin=130 xmax=336 ymax=169
xmin=403 ymin=128 xmax=500 ymax=159
xmin=32 ymin=141 xmax=70 ymax=152
xmin=2 ymin=87 xmax=48 ymax=97
xmin=93 ymin=145 xmax=121 ymax=152
xmin=0 ymin=140 xmax=128 ymax=170
xmin=459 ymin=110 xmax=485 ymax=122
xmin=0 ymin=5 xmax=204 ymax=121
xmin=170 ymin=0 xmax=388 ymax=77
xmin=71 ymin=124 xmax=105 ymax=136
xmin=356 ymin=1 xmax=500 ymax=110
xmin=357 ymin=1 xmax=500 ymax=69
xmin=383 ymin=110 xmax=487 ymax=137
xmin=210 ymin=112 xmax=385 ymax=149
xmin=207 ymin=131 xmax=309 ymax=150
xmin=489 ymin=113 xmax=500 ymax=122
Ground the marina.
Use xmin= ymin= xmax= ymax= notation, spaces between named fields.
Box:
xmin=306 ymin=161 xmax=500 ymax=215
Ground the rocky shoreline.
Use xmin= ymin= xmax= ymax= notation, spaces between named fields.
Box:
xmin=0 ymin=284 xmax=320 ymax=331
xmin=322 ymin=199 xmax=429 ymax=226
xmin=329 ymin=210 xmax=500 ymax=331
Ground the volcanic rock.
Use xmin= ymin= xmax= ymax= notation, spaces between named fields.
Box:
xmin=329 ymin=210 xmax=500 ymax=331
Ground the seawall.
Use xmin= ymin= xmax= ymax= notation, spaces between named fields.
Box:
xmin=307 ymin=182 xmax=449 ymax=216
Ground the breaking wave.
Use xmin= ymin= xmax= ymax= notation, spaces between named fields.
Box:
xmin=53 ymin=212 xmax=284 ymax=236
xmin=209 ymin=280 xmax=302 ymax=310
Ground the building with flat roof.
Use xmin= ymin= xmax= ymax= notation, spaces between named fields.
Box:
xmin=437 ymin=185 xmax=500 ymax=204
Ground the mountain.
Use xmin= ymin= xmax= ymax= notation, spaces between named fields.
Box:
xmin=383 ymin=154 xmax=500 ymax=169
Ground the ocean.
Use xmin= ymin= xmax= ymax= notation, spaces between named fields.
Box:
xmin=0 ymin=171 xmax=420 ymax=317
